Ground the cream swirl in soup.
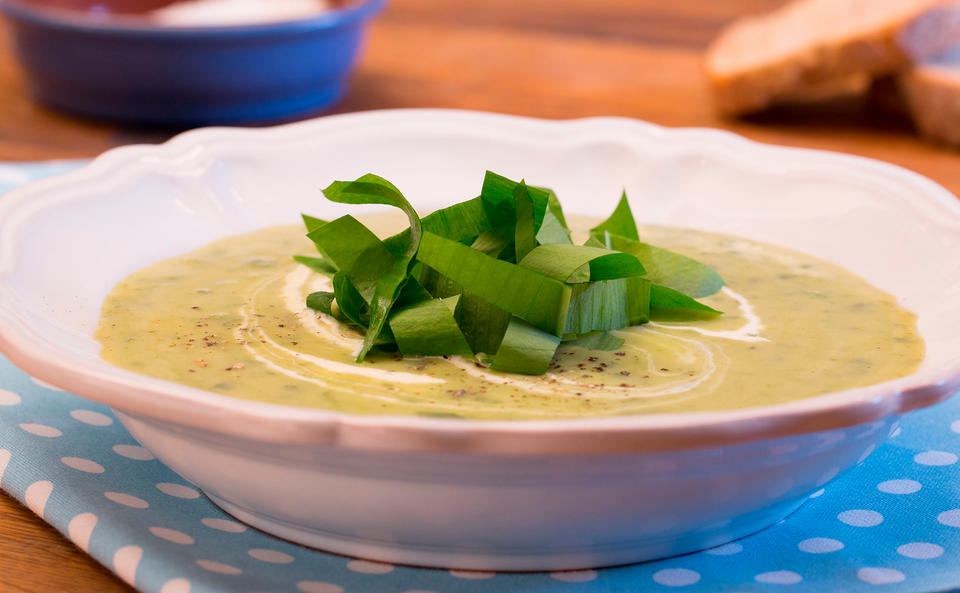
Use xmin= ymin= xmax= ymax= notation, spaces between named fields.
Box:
xmin=95 ymin=217 xmax=923 ymax=420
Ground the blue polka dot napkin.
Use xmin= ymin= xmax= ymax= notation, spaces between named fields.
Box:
xmin=3 ymin=161 xmax=960 ymax=593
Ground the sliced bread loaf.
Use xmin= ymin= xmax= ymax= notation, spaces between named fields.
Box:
xmin=899 ymin=47 xmax=960 ymax=146
xmin=895 ymin=2 xmax=960 ymax=146
xmin=706 ymin=0 xmax=948 ymax=116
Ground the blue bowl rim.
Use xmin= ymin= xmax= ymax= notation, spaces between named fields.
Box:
xmin=0 ymin=0 xmax=385 ymax=37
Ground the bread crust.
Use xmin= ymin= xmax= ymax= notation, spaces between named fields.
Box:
xmin=706 ymin=0 xmax=947 ymax=116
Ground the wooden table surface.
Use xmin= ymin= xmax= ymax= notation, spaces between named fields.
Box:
xmin=1 ymin=1 xmax=958 ymax=591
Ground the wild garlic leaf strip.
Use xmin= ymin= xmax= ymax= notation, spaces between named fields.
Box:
xmin=389 ymin=296 xmax=473 ymax=358
xmin=601 ymin=232 xmax=725 ymax=298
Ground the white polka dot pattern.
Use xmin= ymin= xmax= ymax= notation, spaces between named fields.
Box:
xmin=249 ymin=548 xmax=295 ymax=564
xmin=798 ymin=538 xmax=844 ymax=554
xmin=653 ymin=568 xmax=701 ymax=587
xmin=68 ymin=512 xmax=98 ymax=552
xmin=201 ymin=517 xmax=247 ymax=533
xmin=755 ymin=570 xmax=803 ymax=584
xmin=112 ymin=444 xmax=155 ymax=460
xmin=61 ymin=457 xmax=105 ymax=474
xmin=914 ymin=451 xmax=958 ymax=466
xmin=877 ymin=479 xmax=921 ymax=494
xmin=704 ymin=543 xmax=742 ymax=556
xmin=857 ymin=567 xmax=906 ymax=585
xmin=19 ymin=423 xmax=61 ymax=437
xmin=25 ymin=480 xmax=53 ymax=518
xmin=449 ymin=570 xmax=495 ymax=580
xmin=297 ymin=583 xmax=344 ymax=593
xmin=550 ymin=570 xmax=597 ymax=583
xmin=105 ymin=491 xmax=149 ymax=509
xmin=150 ymin=526 xmax=195 ymax=545
xmin=939 ymin=510 xmax=960 ymax=528
xmin=0 ymin=449 xmax=10 ymax=486
xmin=113 ymin=545 xmax=143 ymax=586
xmin=156 ymin=482 xmax=200 ymax=499
xmin=196 ymin=559 xmax=242 ymax=575
xmin=70 ymin=409 xmax=113 ymax=426
xmin=346 ymin=560 xmax=394 ymax=574
xmin=897 ymin=542 xmax=944 ymax=559
xmin=0 ymin=389 xmax=21 ymax=406
xmin=159 ymin=578 xmax=192 ymax=593
xmin=838 ymin=509 xmax=884 ymax=527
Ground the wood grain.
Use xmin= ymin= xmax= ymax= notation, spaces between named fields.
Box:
xmin=0 ymin=492 xmax=135 ymax=593
xmin=0 ymin=0 xmax=957 ymax=591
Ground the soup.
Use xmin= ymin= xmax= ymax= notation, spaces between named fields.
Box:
xmin=95 ymin=218 xmax=923 ymax=420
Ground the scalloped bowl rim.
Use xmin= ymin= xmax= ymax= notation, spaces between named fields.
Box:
xmin=1 ymin=109 xmax=958 ymax=454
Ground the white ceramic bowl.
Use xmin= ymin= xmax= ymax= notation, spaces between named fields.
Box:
xmin=1 ymin=110 xmax=959 ymax=571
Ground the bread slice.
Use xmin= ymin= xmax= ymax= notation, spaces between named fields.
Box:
xmin=894 ymin=2 xmax=960 ymax=146
xmin=778 ymin=73 xmax=873 ymax=104
xmin=899 ymin=48 xmax=960 ymax=146
xmin=706 ymin=0 xmax=948 ymax=116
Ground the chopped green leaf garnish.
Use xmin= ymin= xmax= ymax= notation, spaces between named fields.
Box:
xmin=302 ymin=171 xmax=724 ymax=375
xmin=513 ymin=181 xmax=537 ymax=262
xmin=470 ymin=229 xmax=513 ymax=259
xmin=519 ymin=244 xmax=645 ymax=283
xmin=491 ymin=317 xmax=561 ymax=375
xmin=390 ymin=296 xmax=472 ymax=357
xmin=582 ymin=234 xmax=606 ymax=248
xmin=455 ymin=291 xmax=512 ymax=355
xmin=383 ymin=197 xmax=491 ymax=255
xmin=650 ymin=284 xmax=722 ymax=320
xmin=416 ymin=231 xmax=571 ymax=335
xmin=321 ymin=174 xmax=422 ymax=361
xmin=305 ymin=291 xmax=336 ymax=317
xmin=601 ymin=233 xmax=724 ymax=298
xmin=535 ymin=207 xmax=573 ymax=245
xmin=301 ymin=214 xmax=328 ymax=233
xmin=563 ymin=276 xmax=651 ymax=335
xmin=392 ymin=275 xmax=433 ymax=310
xmin=332 ymin=272 xmax=369 ymax=328
xmin=293 ymin=255 xmax=337 ymax=276
xmin=626 ymin=276 xmax=653 ymax=325
xmin=307 ymin=215 xmax=394 ymax=301
xmin=590 ymin=191 xmax=639 ymax=240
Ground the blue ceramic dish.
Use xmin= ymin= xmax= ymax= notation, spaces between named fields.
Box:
xmin=0 ymin=0 xmax=385 ymax=125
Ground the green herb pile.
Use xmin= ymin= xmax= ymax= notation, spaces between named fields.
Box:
xmin=295 ymin=172 xmax=724 ymax=376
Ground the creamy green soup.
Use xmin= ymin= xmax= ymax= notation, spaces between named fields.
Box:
xmin=95 ymin=219 xmax=923 ymax=420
